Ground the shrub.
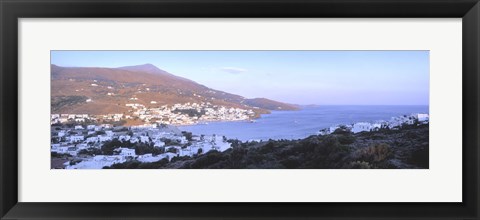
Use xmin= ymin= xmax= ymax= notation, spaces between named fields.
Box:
xmin=229 ymin=146 xmax=247 ymax=168
xmin=51 ymin=152 xmax=69 ymax=158
xmin=338 ymin=134 xmax=356 ymax=145
xmin=189 ymin=151 xmax=226 ymax=168
xmin=281 ymin=157 xmax=301 ymax=168
xmin=78 ymin=148 xmax=102 ymax=156
xmin=69 ymin=159 xmax=82 ymax=166
xmin=166 ymin=147 xmax=178 ymax=153
xmin=227 ymin=139 xmax=241 ymax=148
xmin=134 ymin=143 xmax=164 ymax=155
xmin=181 ymin=131 xmax=193 ymax=141
xmin=358 ymin=143 xmax=392 ymax=163
xmin=170 ymin=156 xmax=191 ymax=163
xmin=404 ymin=131 xmax=419 ymax=139
xmin=259 ymin=141 xmax=276 ymax=154
xmin=337 ymin=144 xmax=351 ymax=153
xmin=318 ymin=136 xmax=340 ymax=154
xmin=101 ymin=139 xmax=124 ymax=155
xmin=332 ymin=125 xmax=351 ymax=135
xmin=105 ymin=161 xmax=141 ymax=169
xmin=244 ymin=149 xmax=265 ymax=165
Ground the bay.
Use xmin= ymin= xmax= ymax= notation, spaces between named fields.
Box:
xmin=178 ymin=105 xmax=429 ymax=141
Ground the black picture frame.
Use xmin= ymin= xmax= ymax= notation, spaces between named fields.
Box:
xmin=1 ymin=0 xmax=479 ymax=219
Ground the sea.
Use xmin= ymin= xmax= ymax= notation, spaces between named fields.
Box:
xmin=178 ymin=105 xmax=429 ymax=142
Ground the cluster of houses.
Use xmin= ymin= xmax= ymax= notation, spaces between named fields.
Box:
xmin=51 ymin=122 xmax=232 ymax=169
xmin=318 ymin=113 xmax=429 ymax=135
xmin=51 ymin=101 xmax=257 ymax=127
xmin=51 ymin=114 xmax=124 ymax=125
xmin=125 ymin=101 xmax=256 ymax=125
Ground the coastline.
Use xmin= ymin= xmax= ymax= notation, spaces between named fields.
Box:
xmin=104 ymin=119 xmax=430 ymax=169
xmin=177 ymin=106 xmax=429 ymax=142
xmin=51 ymin=108 xmax=429 ymax=169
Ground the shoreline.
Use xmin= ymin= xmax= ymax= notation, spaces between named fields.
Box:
xmin=51 ymin=110 xmax=430 ymax=169
xmin=176 ymin=109 xmax=430 ymax=142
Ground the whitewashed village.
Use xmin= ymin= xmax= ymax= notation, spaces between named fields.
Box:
xmin=51 ymin=100 xmax=257 ymax=169
xmin=318 ymin=113 xmax=430 ymax=135
xmin=51 ymin=121 xmax=232 ymax=169
xmin=51 ymin=106 xmax=429 ymax=169
xmin=52 ymin=101 xmax=256 ymax=126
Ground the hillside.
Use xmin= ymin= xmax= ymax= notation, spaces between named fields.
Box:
xmin=51 ymin=64 xmax=298 ymax=115
xmin=106 ymin=123 xmax=429 ymax=169
xmin=243 ymin=98 xmax=299 ymax=111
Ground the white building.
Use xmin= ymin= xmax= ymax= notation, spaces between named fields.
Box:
xmin=66 ymin=155 xmax=126 ymax=169
xmin=154 ymin=141 xmax=165 ymax=148
xmin=130 ymin=137 xmax=139 ymax=143
xmin=175 ymin=136 xmax=188 ymax=144
xmin=75 ymin=118 xmax=85 ymax=123
xmin=137 ymin=154 xmax=169 ymax=163
xmin=52 ymin=145 xmax=74 ymax=154
xmin=76 ymin=143 xmax=88 ymax=150
xmin=119 ymin=135 xmax=131 ymax=141
xmin=163 ymin=152 xmax=178 ymax=161
xmin=118 ymin=148 xmax=136 ymax=157
xmin=97 ymin=135 xmax=112 ymax=142
xmin=140 ymin=136 xmax=150 ymax=143
xmin=417 ymin=113 xmax=429 ymax=122
xmin=86 ymin=136 xmax=99 ymax=143
xmin=58 ymin=118 xmax=68 ymax=123
xmin=69 ymin=135 xmax=84 ymax=143
xmin=57 ymin=131 xmax=66 ymax=137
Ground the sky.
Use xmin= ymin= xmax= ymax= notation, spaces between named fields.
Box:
xmin=51 ymin=50 xmax=429 ymax=105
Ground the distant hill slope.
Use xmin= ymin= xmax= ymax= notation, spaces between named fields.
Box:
xmin=243 ymin=98 xmax=298 ymax=111
xmin=118 ymin=63 xmax=172 ymax=75
xmin=51 ymin=64 xmax=298 ymax=115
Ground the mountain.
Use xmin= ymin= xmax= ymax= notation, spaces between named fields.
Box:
xmin=51 ymin=64 xmax=298 ymax=115
xmin=118 ymin=63 xmax=169 ymax=75
xmin=243 ymin=98 xmax=300 ymax=111
xmin=118 ymin=63 xmax=180 ymax=78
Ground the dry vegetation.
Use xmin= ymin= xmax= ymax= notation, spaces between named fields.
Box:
xmin=107 ymin=123 xmax=429 ymax=169
xmin=51 ymin=64 xmax=298 ymax=115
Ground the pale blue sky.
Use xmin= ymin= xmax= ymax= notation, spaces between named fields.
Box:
xmin=51 ymin=51 xmax=429 ymax=105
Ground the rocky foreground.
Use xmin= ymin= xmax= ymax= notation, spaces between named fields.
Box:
xmin=105 ymin=123 xmax=428 ymax=169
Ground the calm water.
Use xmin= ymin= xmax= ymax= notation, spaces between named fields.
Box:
xmin=179 ymin=105 xmax=429 ymax=141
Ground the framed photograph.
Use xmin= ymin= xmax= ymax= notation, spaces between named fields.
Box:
xmin=48 ymin=50 xmax=430 ymax=169
xmin=1 ymin=0 xmax=479 ymax=219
